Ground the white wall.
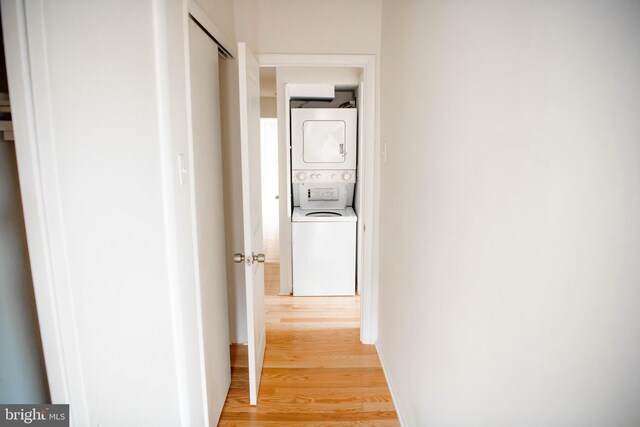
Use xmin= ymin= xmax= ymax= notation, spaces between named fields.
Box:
xmin=0 ymin=141 xmax=48 ymax=403
xmin=378 ymin=1 xmax=640 ymax=426
xmin=234 ymin=0 xmax=381 ymax=55
xmin=260 ymin=97 xmax=277 ymax=118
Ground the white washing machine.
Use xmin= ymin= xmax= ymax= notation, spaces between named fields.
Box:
xmin=292 ymin=207 xmax=357 ymax=296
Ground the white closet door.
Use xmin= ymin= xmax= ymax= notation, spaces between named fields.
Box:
xmin=188 ymin=18 xmax=230 ymax=424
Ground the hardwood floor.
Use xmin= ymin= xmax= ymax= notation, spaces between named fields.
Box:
xmin=218 ymin=263 xmax=399 ymax=426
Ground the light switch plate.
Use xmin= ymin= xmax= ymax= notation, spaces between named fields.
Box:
xmin=178 ymin=154 xmax=188 ymax=186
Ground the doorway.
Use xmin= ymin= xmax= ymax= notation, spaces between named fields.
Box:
xmin=260 ymin=117 xmax=280 ymax=299
xmin=260 ymin=117 xmax=279 ymax=265
xmin=257 ymin=66 xmax=280 ymax=304
xmin=256 ymin=55 xmax=378 ymax=344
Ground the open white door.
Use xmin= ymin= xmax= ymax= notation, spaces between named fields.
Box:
xmin=237 ymin=42 xmax=266 ymax=406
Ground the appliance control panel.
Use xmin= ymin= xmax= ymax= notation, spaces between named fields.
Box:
xmin=292 ymin=169 xmax=356 ymax=183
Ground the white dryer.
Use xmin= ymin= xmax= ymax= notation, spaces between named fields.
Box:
xmin=292 ymin=207 xmax=357 ymax=296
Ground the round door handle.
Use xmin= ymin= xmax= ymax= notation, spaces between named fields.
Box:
xmin=252 ymin=253 xmax=266 ymax=263
xmin=233 ymin=253 xmax=245 ymax=263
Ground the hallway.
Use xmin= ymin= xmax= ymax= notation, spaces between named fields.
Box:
xmin=218 ymin=263 xmax=399 ymax=425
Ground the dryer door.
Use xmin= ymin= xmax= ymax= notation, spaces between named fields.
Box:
xmin=291 ymin=108 xmax=357 ymax=170
xmin=303 ymin=120 xmax=346 ymax=163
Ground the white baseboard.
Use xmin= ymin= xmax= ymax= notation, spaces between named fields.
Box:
xmin=375 ymin=342 xmax=408 ymax=427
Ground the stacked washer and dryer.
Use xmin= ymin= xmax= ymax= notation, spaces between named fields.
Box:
xmin=290 ymin=107 xmax=358 ymax=296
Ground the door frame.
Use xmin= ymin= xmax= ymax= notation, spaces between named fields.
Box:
xmin=257 ymin=54 xmax=379 ymax=344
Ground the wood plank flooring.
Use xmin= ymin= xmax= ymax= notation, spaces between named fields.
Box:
xmin=218 ymin=262 xmax=399 ymax=426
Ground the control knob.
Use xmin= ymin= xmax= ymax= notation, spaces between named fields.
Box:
xmin=296 ymin=172 xmax=306 ymax=181
xmin=342 ymin=172 xmax=352 ymax=181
